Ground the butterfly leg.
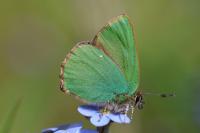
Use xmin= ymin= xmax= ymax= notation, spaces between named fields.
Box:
xmin=130 ymin=105 xmax=135 ymax=120
xmin=101 ymin=102 xmax=111 ymax=115
xmin=124 ymin=104 xmax=129 ymax=115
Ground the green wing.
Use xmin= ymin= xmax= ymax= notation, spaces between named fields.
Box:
xmin=60 ymin=42 xmax=128 ymax=103
xmin=92 ymin=14 xmax=139 ymax=95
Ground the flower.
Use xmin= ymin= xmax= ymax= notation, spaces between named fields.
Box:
xmin=78 ymin=105 xmax=131 ymax=127
xmin=42 ymin=122 xmax=97 ymax=133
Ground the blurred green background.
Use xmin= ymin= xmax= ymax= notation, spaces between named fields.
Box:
xmin=0 ymin=0 xmax=200 ymax=133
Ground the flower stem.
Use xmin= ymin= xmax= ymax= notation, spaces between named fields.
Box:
xmin=96 ymin=123 xmax=111 ymax=133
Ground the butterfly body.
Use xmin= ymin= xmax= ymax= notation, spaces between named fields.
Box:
xmin=60 ymin=14 xmax=140 ymax=108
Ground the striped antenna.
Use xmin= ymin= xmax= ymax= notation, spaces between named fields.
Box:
xmin=142 ymin=92 xmax=176 ymax=98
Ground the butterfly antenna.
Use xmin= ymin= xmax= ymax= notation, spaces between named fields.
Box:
xmin=142 ymin=92 xmax=176 ymax=98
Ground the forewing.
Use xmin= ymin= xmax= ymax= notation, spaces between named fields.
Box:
xmin=92 ymin=14 xmax=139 ymax=94
xmin=60 ymin=42 xmax=128 ymax=103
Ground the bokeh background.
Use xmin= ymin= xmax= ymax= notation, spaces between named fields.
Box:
xmin=0 ymin=0 xmax=200 ymax=133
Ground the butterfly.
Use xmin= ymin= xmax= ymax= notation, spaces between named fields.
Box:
xmin=60 ymin=14 xmax=144 ymax=114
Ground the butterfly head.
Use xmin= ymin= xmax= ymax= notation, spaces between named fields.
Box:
xmin=133 ymin=91 xmax=145 ymax=110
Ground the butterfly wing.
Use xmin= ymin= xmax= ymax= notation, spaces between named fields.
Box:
xmin=60 ymin=42 xmax=128 ymax=103
xmin=92 ymin=14 xmax=139 ymax=95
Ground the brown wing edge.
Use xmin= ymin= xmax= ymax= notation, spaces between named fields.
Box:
xmin=59 ymin=14 xmax=141 ymax=103
xmin=59 ymin=41 xmax=92 ymax=103
xmin=92 ymin=13 xmax=129 ymax=45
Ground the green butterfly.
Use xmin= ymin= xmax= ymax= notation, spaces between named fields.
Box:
xmin=60 ymin=14 xmax=143 ymax=113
